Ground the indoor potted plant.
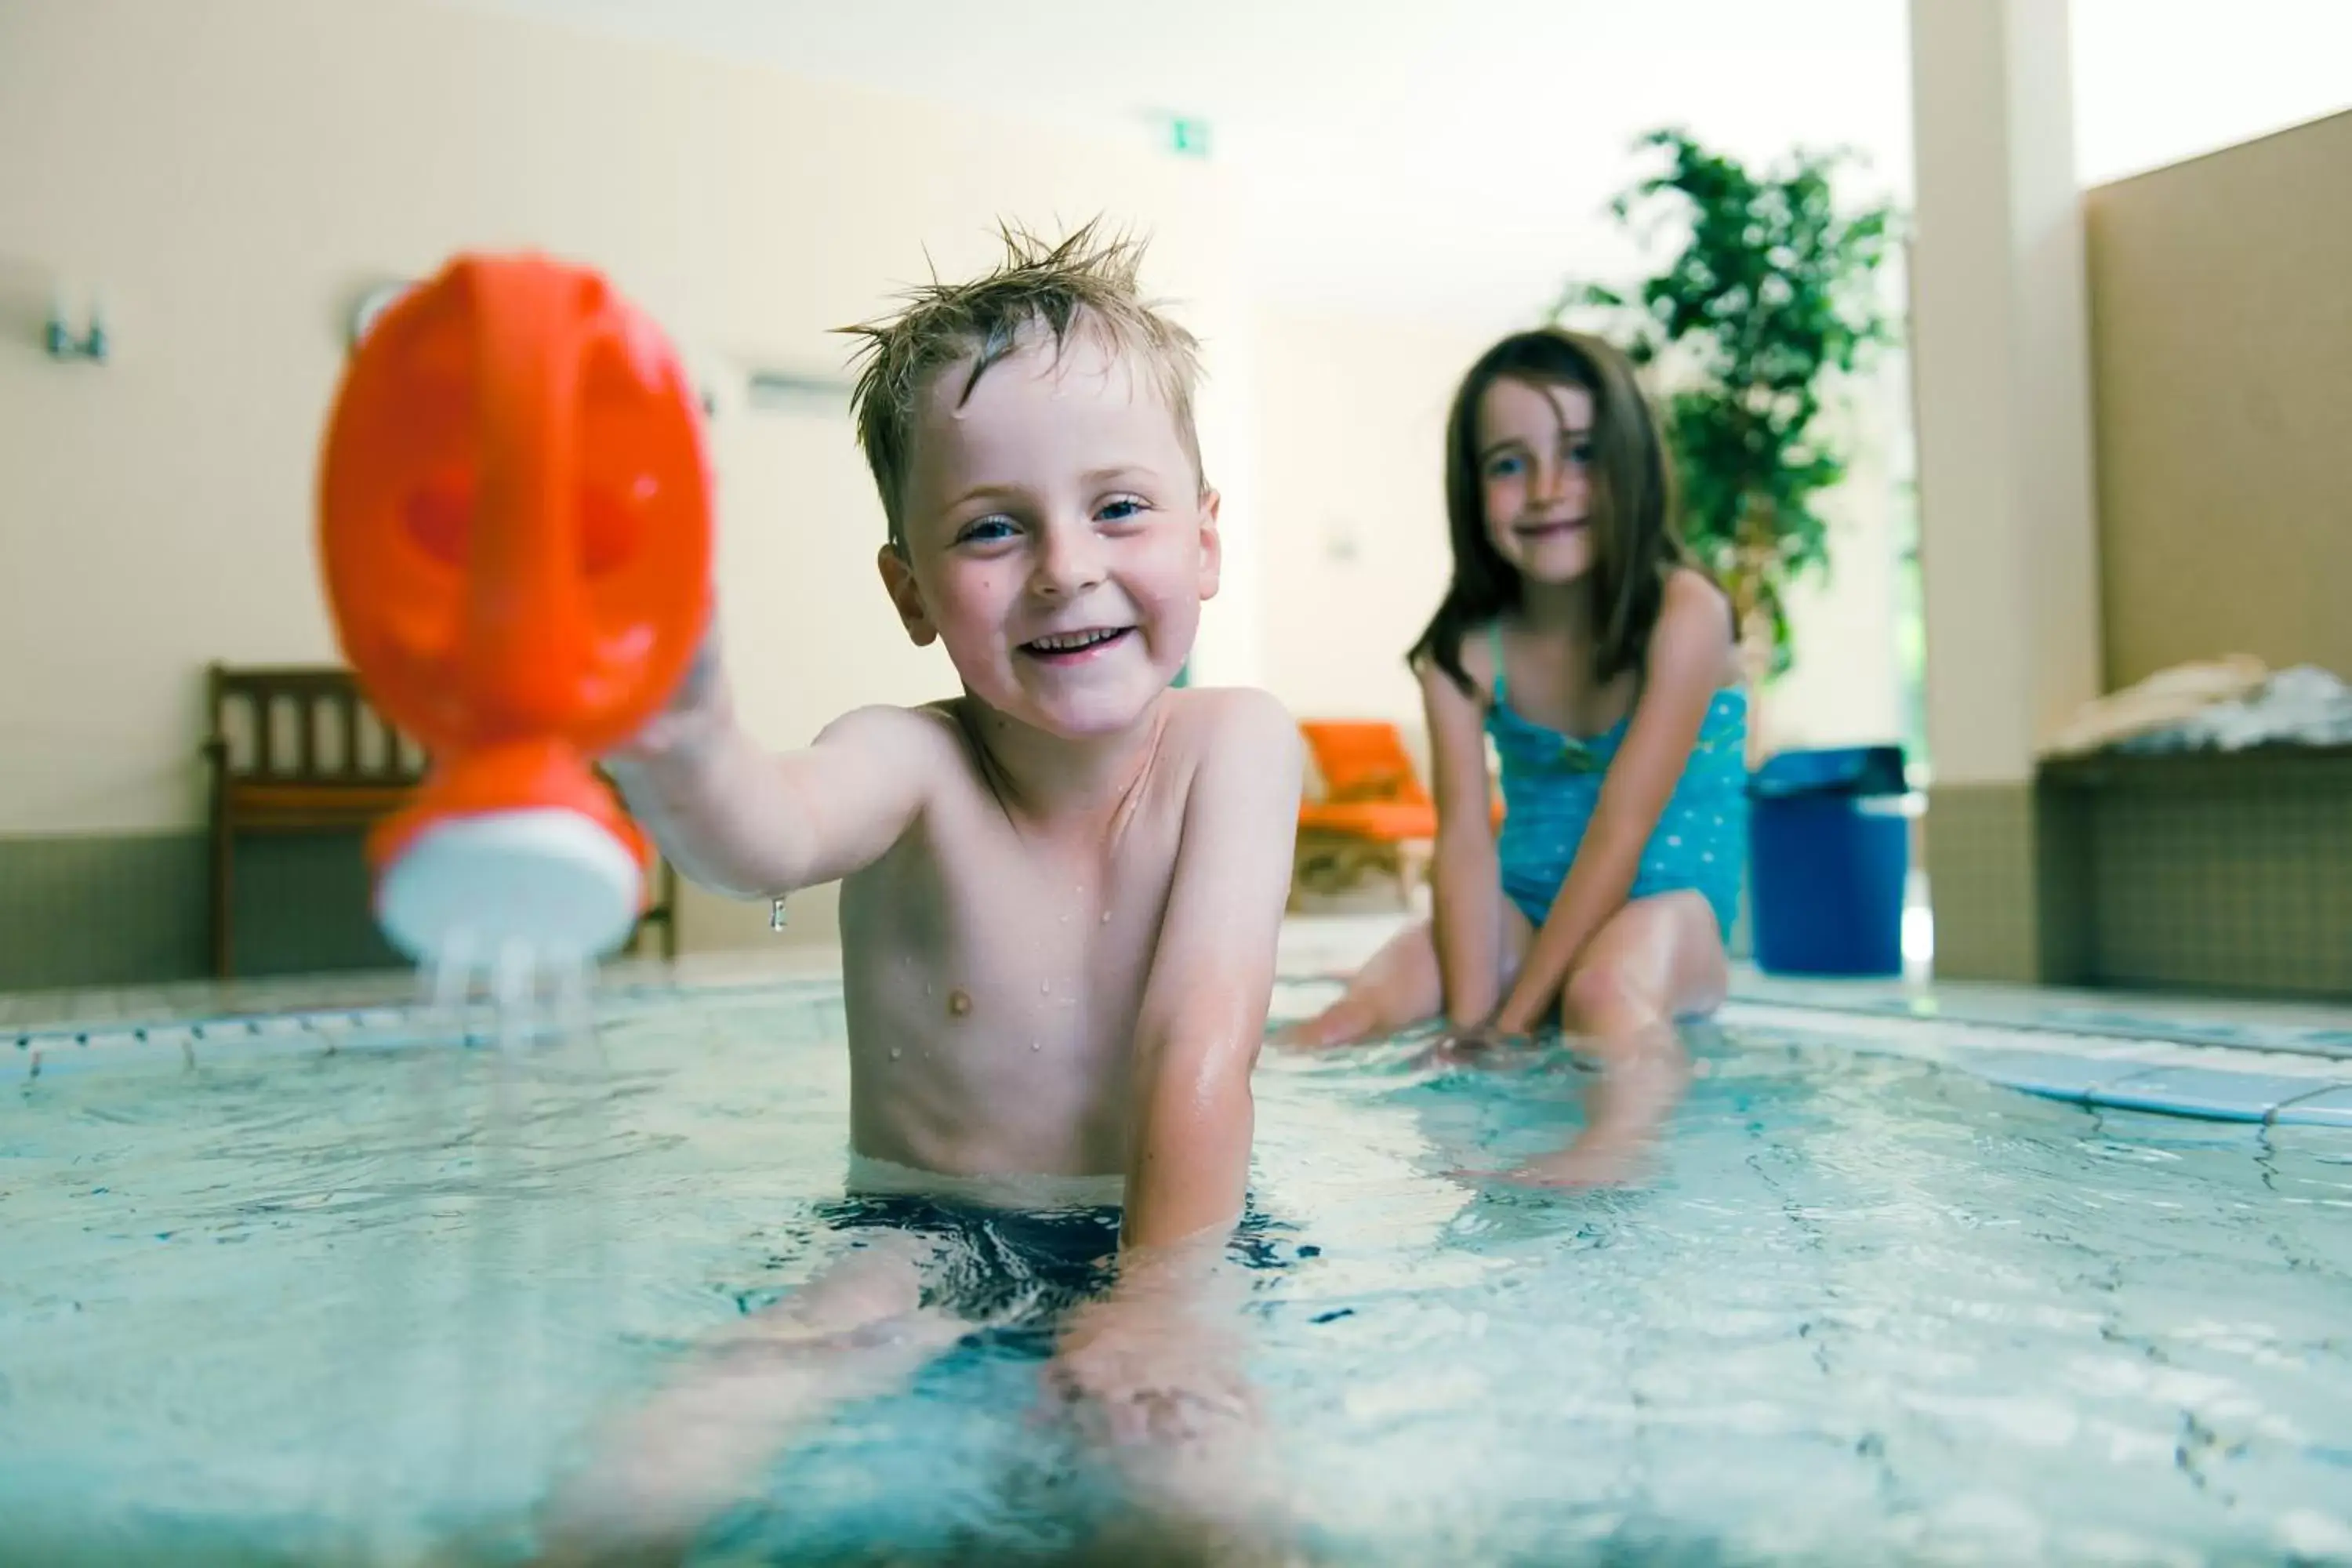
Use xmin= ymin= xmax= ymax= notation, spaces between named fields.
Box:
xmin=1552 ymin=128 xmax=1898 ymax=765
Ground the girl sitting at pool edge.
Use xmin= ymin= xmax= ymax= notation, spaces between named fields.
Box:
xmin=1283 ymin=328 xmax=1749 ymax=1189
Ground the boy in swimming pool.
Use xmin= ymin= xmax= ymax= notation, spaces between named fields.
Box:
xmin=551 ymin=224 xmax=1301 ymax=1556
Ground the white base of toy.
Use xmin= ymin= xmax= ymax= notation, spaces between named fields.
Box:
xmin=376 ymin=808 xmax=641 ymax=968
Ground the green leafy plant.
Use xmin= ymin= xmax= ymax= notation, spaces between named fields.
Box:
xmin=1551 ymin=128 xmax=1898 ymax=686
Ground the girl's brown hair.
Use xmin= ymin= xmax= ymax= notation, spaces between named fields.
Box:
xmin=1409 ymin=328 xmax=1694 ymax=696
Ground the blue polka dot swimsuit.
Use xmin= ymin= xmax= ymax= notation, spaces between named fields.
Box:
xmin=1483 ymin=624 xmax=1750 ymax=937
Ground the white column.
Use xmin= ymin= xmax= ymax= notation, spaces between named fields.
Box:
xmin=1907 ymin=0 xmax=2105 ymax=982
xmin=1908 ymin=0 xmax=2103 ymax=786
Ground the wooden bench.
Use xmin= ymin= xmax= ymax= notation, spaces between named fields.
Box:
xmin=203 ymin=663 xmax=678 ymax=976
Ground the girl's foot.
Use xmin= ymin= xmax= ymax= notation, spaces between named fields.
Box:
xmin=1491 ymin=1135 xmax=1647 ymax=1189
xmin=1271 ymin=1001 xmax=1374 ymax=1051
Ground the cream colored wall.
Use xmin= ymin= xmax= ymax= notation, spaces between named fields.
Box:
xmin=2085 ymin=109 xmax=2352 ymax=688
xmin=1256 ymin=309 xmax=1488 ymax=728
xmin=1762 ymin=371 xmax=1908 ymax=757
xmin=0 ymin=0 xmax=1245 ymax=843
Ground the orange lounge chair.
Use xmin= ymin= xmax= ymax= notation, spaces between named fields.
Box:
xmin=1293 ymin=720 xmax=1500 ymax=907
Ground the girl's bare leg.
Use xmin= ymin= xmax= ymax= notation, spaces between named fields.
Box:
xmin=1279 ymin=904 xmax=1536 ymax=1051
xmin=1501 ymin=891 xmax=1726 ymax=1189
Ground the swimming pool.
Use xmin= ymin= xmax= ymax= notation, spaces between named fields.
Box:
xmin=5 ymin=956 xmax=2352 ymax=1564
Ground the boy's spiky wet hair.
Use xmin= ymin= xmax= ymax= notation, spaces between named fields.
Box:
xmin=840 ymin=220 xmax=1207 ymax=550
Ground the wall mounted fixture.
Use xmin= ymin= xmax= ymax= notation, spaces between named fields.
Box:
xmin=348 ymin=280 xmax=415 ymax=348
xmin=44 ymin=288 xmax=108 ymax=364
xmin=744 ymin=368 xmax=854 ymax=412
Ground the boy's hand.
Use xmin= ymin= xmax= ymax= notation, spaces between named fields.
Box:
xmin=1045 ymin=1285 xmax=1253 ymax=1449
xmin=600 ymin=639 xmax=942 ymax=899
xmin=1045 ymin=1226 xmax=1253 ymax=1448
xmin=609 ymin=619 xmax=731 ymax=766
xmin=1044 ymin=1247 xmax=1295 ymax=1562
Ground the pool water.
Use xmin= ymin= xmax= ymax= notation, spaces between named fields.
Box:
xmin=5 ymin=975 xmax=2351 ymax=1564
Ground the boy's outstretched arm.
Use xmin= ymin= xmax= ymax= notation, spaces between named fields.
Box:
xmin=604 ymin=637 xmax=939 ymax=898
xmin=1121 ymin=690 xmax=1304 ymax=1252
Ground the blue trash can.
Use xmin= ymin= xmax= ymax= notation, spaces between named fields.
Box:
xmin=1748 ymin=745 xmax=1911 ymax=978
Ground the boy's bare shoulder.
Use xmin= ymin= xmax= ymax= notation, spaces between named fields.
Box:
xmin=1158 ymin=687 xmax=1301 ymax=771
xmin=814 ymin=700 xmax=969 ymax=758
xmin=813 ymin=702 xmax=996 ymax=813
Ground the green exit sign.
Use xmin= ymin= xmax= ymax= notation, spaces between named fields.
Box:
xmin=1168 ymin=117 xmax=1211 ymax=158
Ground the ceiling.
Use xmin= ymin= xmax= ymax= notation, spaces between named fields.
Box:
xmin=439 ymin=0 xmax=1914 ymax=327
xmin=438 ymin=0 xmax=2352 ymax=326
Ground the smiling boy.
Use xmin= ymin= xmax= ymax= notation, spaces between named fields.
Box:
xmin=556 ymin=224 xmax=1301 ymax=1557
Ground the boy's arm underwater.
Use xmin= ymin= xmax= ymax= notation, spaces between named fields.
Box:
xmin=1047 ymin=690 xmax=1300 ymax=1512
xmin=1118 ymin=688 xmax=1304 ymax=1252
xmin=1490 ymin=572 xmax=1733 ymax=1035
xmin=603 ymin=631 xmax=938 ymax=898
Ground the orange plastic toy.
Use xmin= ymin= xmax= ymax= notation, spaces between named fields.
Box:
xmin=318 ymin=252 xmax=711 ymax=965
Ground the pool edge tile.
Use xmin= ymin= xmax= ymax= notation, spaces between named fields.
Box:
xmin=2270 ymin=1086 xmax=2352 ymax=1128
xmin=2087 ymin=1066 xmax=2328 ymax=1123
xmin=1947 ymin=1050 xmax=2141 ymax=1103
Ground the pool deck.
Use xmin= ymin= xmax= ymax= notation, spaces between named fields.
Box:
xmin=7 ymin=914 xmax=2350 ymax=1127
